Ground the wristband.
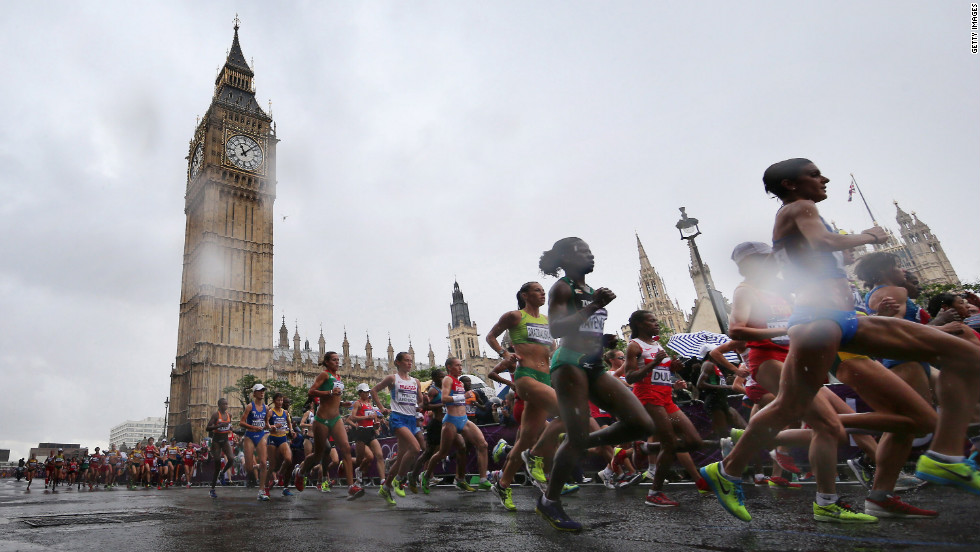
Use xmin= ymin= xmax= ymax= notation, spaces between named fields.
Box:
xmin=862 ymin=231 xmax=879 ymax=244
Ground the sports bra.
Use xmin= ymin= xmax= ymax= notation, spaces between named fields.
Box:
xmin=559 ymin=276 xmax=607 ymax=337
xmin=772 ymin=213 xmax=847 ymax=283
xmin=510 ymin=310 xmax=553 ymax=346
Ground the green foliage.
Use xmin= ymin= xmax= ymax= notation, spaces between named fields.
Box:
xmin=410 ymin=366 xmax=437 ymax=383
xmin=263 ymin=378 xmax=310 ymax=417
xmin=221 ymin=374 xmax=263 ymax=410
xmin=656 ymin=325 xmax=679 ymax=358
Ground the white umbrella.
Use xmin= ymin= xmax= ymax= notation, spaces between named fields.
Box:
xmin=666 ymin=331 xmax=740 ymax=363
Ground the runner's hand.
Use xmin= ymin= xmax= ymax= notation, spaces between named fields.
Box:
xmin=861 ymin=226 xmax=888 ymax=244
xmin=593 ymin=288 xmax=616 ymax=308
xmin=876 ymin=296 xmax=900 ymax=317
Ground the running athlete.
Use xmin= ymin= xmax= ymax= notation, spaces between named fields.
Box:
xmin=43 ymin=449 xmax=55 ymax=489
xmin=143 ymin=437 xmax=160 ymax=489
xmin=292 ymin=352 xmax=364 ymax=500
xmin=87 ymin=447 xmax=104 ymax=490
xmin=485 ymin=281 xmax=562 ymax=510
xmin=701 ymin=159 xmax=979 ymax=524
xmin=266 ymin=392 xmax=296 ymax=497
xmin=410 ymin=368 xmax=468 ymax=493
xmin=51 ymin=450 xmax=65 ymax=489
xmin=128 ymin=445 xmax=143 ymax=489
xmin=371 ymin=352 xmax=424 ymax=505
xmin=349 ymin=384 xmax=386 ymax=494
xmin=419 ymin=357 xmax=490 ymax=493
xmin=205 ymin=397 xmax=236 ymax=498
xmin=240 ymin=384 xmax=272 ymax=501
xmin=625 ymin=310 xmax=709 ymax=507
xmin=179 ymin=442 xmax=196 ymax=488
xmin=535 ymin=237 xmax=657 ymax=531
xmin=25 ymin=453 xmax=39 ymax=491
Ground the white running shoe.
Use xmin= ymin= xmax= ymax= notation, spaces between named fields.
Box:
xmin=598 ymin=468 xmax=616 ymax=490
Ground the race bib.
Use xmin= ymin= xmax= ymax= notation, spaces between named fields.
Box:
xmin=397 ymin=387 xmax=417 ymax=406
xmin=650 ymin=365 xmax=673 ymax=386
xmin=526 ymin=323 xmax=552 ymax=344
xmin=578 ymin=308 xmax=607 ymax=335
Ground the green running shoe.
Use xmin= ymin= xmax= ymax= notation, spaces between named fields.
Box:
xmin=914 ymin=454 xmax=980 ymax=495
xmin=477 ymin=479 xmax=492 ymax=491
xmin=561 ymin=483 xmax=580 ymax=495
xmin=813 ymin=499 xmax=878 ymax=523
xmin=419 ymin=471 xmax=431 ymax=495
xmin=492 ymin=482 xmax=517 ymax=511
xmin=455 ymin=478 xmax=476 ymax=492
xmin=408 ymin=474 xmax=418 ymax=494
xmin=393 ymin=478 xmax=407 ymax=497
xmin=492 ymin=439 xmax=509 ymax=464
xmin=379 ymin=485 xmax=396 ymax=505
xmin=730 ymin=428 xmax=744 ymax=444
xmin=700 ymin=462 xmax=751 ymax=522
xmin=320 ymin=480 xmax=331 ymax=493
xmin=521 ymin=450 xmax=547 ymax=488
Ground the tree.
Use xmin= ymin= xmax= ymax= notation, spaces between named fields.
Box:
xmin=221 ymin=374 xmax=263 ymax=410
xmin=916 ymin=280 xmax=980 ymax=309
xmin=263 ymin=378 xmax=310 ymax=417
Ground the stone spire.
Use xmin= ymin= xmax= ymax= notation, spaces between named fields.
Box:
xmin=293 ymin=322 xmax=301 ymax=361
xmin=636 ymin=233 xmax=688 ymax=334
xmin=428 ymin=341 xmax=436 ymax=368
xmin=318 ymin=325 xmax=325 ymax=362
xmin=342 ymin=329 xmax=351 ymax=370
xmin=279 ymin=316 xmax=288 ymax=349
xmin=365 ymin=333 xmax=374 ymax=369
xmin=387 ymin=335 xmax=395 ymax=368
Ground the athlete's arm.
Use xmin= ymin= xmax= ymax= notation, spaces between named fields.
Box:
xmin=204 ymin=412 xmax=220 ymax=432
xmin=425 ymin=387 xmax=444 ymax=411
xmin=728 ymin=285 xmax=785 ymax=342
xmin=708 ymin=342 xmax=746 ymax=377
xmin=697 ymin=363 xmax=730 ymax=391
xmin=623 ymin=340 xmax=650 ymax=384
xmin=306 ymin=372 xmax=333 ymax=399
xmin=487 ymin=357 xmax=517 ymax=387
xmin=486 ymin=310 xmax=521 ymax=360
xmin=866 ymin=285 xmax=909 ymax=316
xmin=547 ymin=280 xmax=613 ymax=339
xmin=239 ymin=406 xmax=262 ymax=432
xmin=789 ymin=200 xmax=883 ymax=251
xmin=369 ymin=375 xmax=394 ymax=415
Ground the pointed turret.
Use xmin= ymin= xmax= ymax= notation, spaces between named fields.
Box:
xmin=342 ymin=329 xmax=351 ymax=370
xmin=213 ymin=19 xmax=267 ymax=116
xmin=278 ymin=316 xmax=288 ymax=349
xmin=318 ymin=326 xmax=326 ymax=362
xmin=365 ymin=333 xmax=374 ymax=369
xmin=387 ymin=335 xmax=395 ymax=368
xmin=293 ymin=323 xmax=301 ymax=361
xmin=428 ymin=341 xmax=436 ymax=369
xmin=636 ymin=232 xmax=653 ymax=270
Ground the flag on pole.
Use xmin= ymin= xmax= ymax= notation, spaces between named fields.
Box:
xmin=848 ymin=181 xmax=856 ymax=202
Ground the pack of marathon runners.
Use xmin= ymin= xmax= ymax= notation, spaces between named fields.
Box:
xmin=15 ymin=157 xmax=980 ymax=533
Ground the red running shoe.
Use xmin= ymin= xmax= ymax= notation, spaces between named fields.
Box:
xmin=769 ymin=449 xmax=801 ymax=474
xmin=864 ymin=495 xmax=938 ymax=519
xmin=292 ymin=466 xmax=305 ymax=492
xmin=767 ymin=476 xmax=802 ymax=489
xmin=645 ymin=491 xmax=680 ymax=507
xmin=348 ymin=484 xmax=365 ymax=500
xmin=696 ymin=477 xmax=711 ymax=496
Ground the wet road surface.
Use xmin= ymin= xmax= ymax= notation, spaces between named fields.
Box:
xmin=1 ymin=478 xmax=977 ymax=551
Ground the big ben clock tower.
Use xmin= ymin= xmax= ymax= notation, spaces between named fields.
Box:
xmin=170 ymin=20 xmax=277 ymax=440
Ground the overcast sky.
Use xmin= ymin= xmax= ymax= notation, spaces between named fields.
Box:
xmin=1 ymin=1 xmax=977 ymax=459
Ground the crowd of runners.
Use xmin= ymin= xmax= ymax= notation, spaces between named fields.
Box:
xmin=13 ymin=157 xmax=980 ymax=533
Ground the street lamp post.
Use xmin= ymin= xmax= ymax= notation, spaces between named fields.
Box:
xmin=675 ymin=207 xmax=728 ymax=335
xmin=163 ymin=397 xmax=170 ymax=440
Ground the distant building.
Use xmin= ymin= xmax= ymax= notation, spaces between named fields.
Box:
xmin=635 ymin=233 xmax=689 ymax=334
xmin=844 ymin=202 xmax=960 ymax=288
xmin=447 ymin=281 xmax=493 ymax=379
xmin=29 ymin=443 xmax=87 ymax=460
xmin=109 ymin=417 xmax=165 ymax=449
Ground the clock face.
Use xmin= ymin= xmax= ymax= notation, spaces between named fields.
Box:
xmin=190 ymin=143 xmax=204 ymax=179
xmin=225 ymin=134 xmax=263 ymax=171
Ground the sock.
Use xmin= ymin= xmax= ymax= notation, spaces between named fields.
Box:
xmin=815 ymin=492 xmax=838 ymax=506
xmin=867 ymin=489 xmax=890 ymax=501
xmin=540 ymin=496 xmax=557 ymax=507
xmin=718 ymin=463 xmax=741 ymax=483
xmin=926 ymin=450 xmax=965 ymax=464
xmin=479 ymin=477 xmax=487 ymax=483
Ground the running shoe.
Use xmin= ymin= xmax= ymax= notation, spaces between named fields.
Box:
xmin=642 ymin=469 xmax=656 ymax=483
xmin=185 ymin=483 xmax=191 ymax=489
xmin=420 ymin=472 xmax=431 ymax=495
xmin=292 ymin=466 xmax=305 ymax=492
xmin=319 ymin=480 xmax=331 ymax=493
xmin=477 ymin=479 xmax=492 ymax=491
xmin=700 ymin=462 xmax=751 ymax=522
xmin=729 ymin=428 xmax=745 ymax=443
xmin=492 ymin=482 xmax=517 ymax=511
xmin=347 ymin=484 xmax=365 ymax=500
xmin=521 ymin=450 xmax=547 ymax=490
xmin=354 ymin=468 xmax=363 ymax=486
xmin=209 ymin=489 xmax=217 ymax=499
xmin=282 ymin=488 xmax=293 ymax=497
xmin=696 ymin=477 xmax=712 ymax=495
xmin=864 ymin=495 xmax=937 ymax=518
xmin=767 ymin=476 xmax=801 ymax=489
xmin=535 ymin=496 xmax=582 ymax=532
xmin=645 ymin=490 xmax=680 ymax=507
xmin=492 ymin=439 xmax=509 ymax=464
xmin=561 ymin=483 xmax=580 ymax=495
xmin=257 ymin=491 xmax=270 ymax=501
xmin=488 ymin=470 xmax=502 ymax=484
xmin=846 ymin=457 xmax=875 ymax=490
xmin=393 ymin=478 xmax=406 ymax=497
xmin=720 ymin=438 xmax=733 ymax=459
xmin=455 ymin=478 xmax=476 ymax=492
xmin=798 ymin=471 xmax=815 ymax=482
xmin=619 ymin=471 xmax=643 ymax=488
xmin=408 ymin=475 xmax=418 ymax=494
xmin=769 ymin=449 xmax=801 ymax=474
xmin=598 ymin=468 xmax=616 ymax=490
xmin=754 ymin=474 xmax=768 ymax=485
xmin=379 ymin=485 xmax=396 ymax=505
xmin=157 ymin=484 xmax=162 ymax=490
xmin=894 ymin=472 xmax=927 ymax=492
xmin=813 ymin=498 xmax=877 ymax=523
xmin=914 ymin=454 xmax=980 ymax=495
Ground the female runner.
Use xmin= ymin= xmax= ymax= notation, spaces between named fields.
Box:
xmin=239 ymin=384 xmax=271 ymax=501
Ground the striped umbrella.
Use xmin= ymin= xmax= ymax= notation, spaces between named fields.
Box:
xmin=666 ymin=331 xmax=740 ymax=363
